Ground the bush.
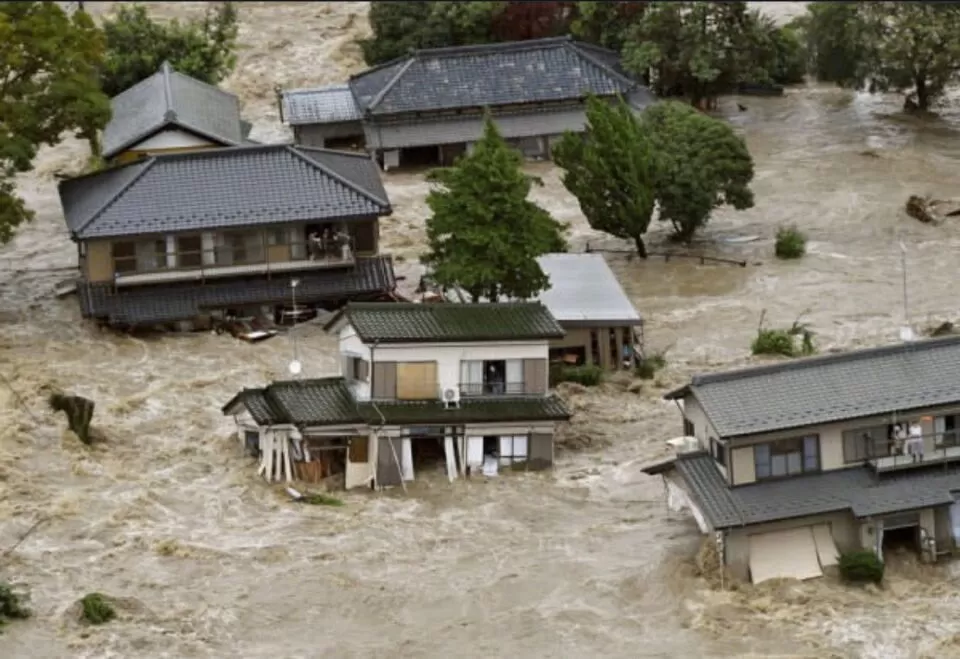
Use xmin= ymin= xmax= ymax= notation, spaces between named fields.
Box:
xmin=775 ymin=225 xmax=807 ymax=259
xmin=0 ymin=583 xmax=31 ymax=630
xmin=302 ymin=493 xmax=344 ymax=507
xmin=838 ymin=550 xmax=884 ymax=585
xmin=80 ymin=593 xmax=116 ymax=625
xmin=635 ymin=351 xmax=667 ymax=380
xmin=751 ymin=311 xmax=816 ymax=358
xmin=552 ymin=364 xmax=604 ymax=387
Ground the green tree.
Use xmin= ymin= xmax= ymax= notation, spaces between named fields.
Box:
xmin=422 ymin=117 xmax=567 ymax=302
xmin=552 ymin=96 xmax=656 ymax=257
xmin=0 ymin=2 xmax=111 ymax=242
xmin=802 ymin=3 xmax=865 ymax=86
xmin=645 ymin=101 xmax=754 ymax=242
xmin=99 ymin=3 xmax=238 ymax=97
xmin=571 ymin=1 xmax=647 ymax=52
xmin=360 ymin=1 xmax=503 ymax=66
xmin=743 ymin=11 xmax=807 ymax=86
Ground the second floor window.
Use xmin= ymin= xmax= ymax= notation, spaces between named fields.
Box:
xmin=345 ymin=356 xmax=369 ymax=382
xmin=460 ymin=359 xmax=524 ymax=396
xmin=842 ymin=424 xmax=893 ymax=463
xmin=754 ymin=435 xmax=819 ymax=480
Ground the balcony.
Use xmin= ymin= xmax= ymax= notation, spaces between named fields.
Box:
xmin=868 ymin=430 xmax=960 ymax=474
xmin=459 ymin=382 xmax=526 ymax=397
xmin=113 ymin=242 xmax=354 ymax=287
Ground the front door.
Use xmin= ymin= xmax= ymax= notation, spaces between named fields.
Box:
xmin=377 ymin=437 xmax=403 ymax=487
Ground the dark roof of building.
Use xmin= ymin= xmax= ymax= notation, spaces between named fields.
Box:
xmin=224 ymin=378 xmax=571 ymax=427
xmin=645 ymin=452 xmax=960 ymax=529
xmin=102 ymin=61 xmax=245 ymax=159
xmin=665 ymin=336 xmax=960 ymax=438
xmin=76 ymin=256 xmax=396 ymax=326
xmin=348 ymin=36 xmax=650 ymax=116
xmin=282 ymin=83 xmax=364 ymax=125
xmin=223 ymin=377 xmax=364 ymax=426
xmin=324 ymin=302 xmax=565 ymax=343
xmin=58 ymin=144 xmax=391 ymax=240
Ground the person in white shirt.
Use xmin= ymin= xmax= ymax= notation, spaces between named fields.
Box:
xmin=908 ymin=421 xmax=924 ymax=462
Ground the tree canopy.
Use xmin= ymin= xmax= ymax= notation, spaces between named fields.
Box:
xmin=422 ymin=117 xmax=567 ymax=302
xmin=99 ymin=2 xmax=239 ymax=97
xmin=0 ymin=2 xmax=111 ymax=242
xmin=553 ymin=99 xmax=755 ymax=251
xmin=552 ymin=96 xmax=657 ymax=257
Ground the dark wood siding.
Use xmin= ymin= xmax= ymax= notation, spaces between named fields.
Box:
xmin=350 ymin=219 xmax=378 ymax=255
xmin=528 ymin=432 xmax=554 ymax=469
xmin=372 ymin=361 xmax=397 ymax=399
xmin=523 ymin=358 xmax=548 ymax=394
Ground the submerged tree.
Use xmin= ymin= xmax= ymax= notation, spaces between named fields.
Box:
xmin=422 ymin=116 xmax=567 ymax=301
xmin=99 ymin=2 xmax=239 ymax=97
xmin=0 ymin=2 xmax=111 ymax=243
xmin=552 ymin=96 xmax=657 ymax=257
xmin=49 ymin=393 xmax=96 ymax=445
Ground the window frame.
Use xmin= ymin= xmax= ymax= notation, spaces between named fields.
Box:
xmin=498 ymin=435 xmax=529 ymax=466
xmin=346 ymin=355 xmax=369 ymax=382
xmin=753 ymin=434 xmax=820 ymax=481
xmin=841 ymin=424 xmax=894 ymax=464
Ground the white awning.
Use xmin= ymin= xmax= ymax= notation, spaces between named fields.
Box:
xmin=748 ymin=526 xmax=833 ymax=584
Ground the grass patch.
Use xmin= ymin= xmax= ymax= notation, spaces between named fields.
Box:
xmin=301 ymin=493 xmax=344 ymax=507
xmin=0 ymin=583 xmax=31 ymax=631
xmin=775 ymin=225 xmax=807 ymax=259
xmin=635 ymin=350 xmax=668 ymax=380
xmin=80 ymin=593 xmax=116 ymax=625
xmin=550 ymin=363 xmax=604 ymax=387
xmin=838 ymin=550 xmax=884 ymax=585
xmin=751 ymin=310 xmax=816 ymax=358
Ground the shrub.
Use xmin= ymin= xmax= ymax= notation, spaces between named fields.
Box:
xmin=635 ymin=351 xmax=667 ymax=380
xmin=838 ymin=550 xmax=884 ymax=585
xmin=751 ymin=311 xmax=816 ymax=358
xmin=80 ymin=593 xmax=116 ymax=625
xmin=0 ymin=583 xmax=31 ymax=630
xmin=775 ymin=225 xmax=807 ymax=259
xmin=552 ymin=364 xmax=604 ymax=387
xmin=302 ymin=493 xmax=344 ymax=507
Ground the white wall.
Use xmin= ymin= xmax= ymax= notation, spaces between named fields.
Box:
xmin=132 ymin=128 xmax=215 ymax=150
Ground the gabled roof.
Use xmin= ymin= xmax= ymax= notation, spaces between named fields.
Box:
xmin=282 ymin=84 xmax=363 ymax=125
xmin=324 ymin=302 xmax=565 ymax=344
xmin=667 ymin=336 xmax=960 ymax=438
xmin=102 ymin=61 xmax=245 ymax=159
xmin=59 ymin=144 xmax=391 ymax=239
xmin=533 ymin=253 xmax=640 ymax=326
xmin=348 ymin=36 xmax=647 ymax=116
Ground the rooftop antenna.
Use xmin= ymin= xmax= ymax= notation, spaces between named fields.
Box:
xmin=288 ymin=278 xmax=302 ymax=378
xmin=899 ymin=239 xmax=915 ymax=342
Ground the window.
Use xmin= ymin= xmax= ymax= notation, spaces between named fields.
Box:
xmin=215 ymin=231 xmax=263 ymax=266
xmin=243 ymin=430 xmax=260 ymax=457
xmin=712 ymin=439 xmax=727 ymax=467
xmin=112 ymin=239 xmax=165 ymax=274
xmin=683 ymin=418 xmax=695 ymax=437
xmin=396 ymin=362 xmax=437 ymax=400
xmin=936 ymin=415 xmax=960 ymax=446
xmin=842 ymin=424 xmax=893 ymax=463
xmin=754 ymin=435 xmax=819 ymax=480
xmin=348 ymin=436 xmax=368 ymax=463
xmin=459 ymin=359 xmax=523 ymax=395
xmin=112 ymin=241 xmax=136 ymax=273
xmin=177 ymin=234 xmax=203 ymax=268
xmin=499 ymin=435 xmax=529 ymax=466
xmin=346 ymin=356 xmax=369 ymax=382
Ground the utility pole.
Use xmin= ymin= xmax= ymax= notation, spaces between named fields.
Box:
xmin=900 ymin=240 xmax=914 ymax=342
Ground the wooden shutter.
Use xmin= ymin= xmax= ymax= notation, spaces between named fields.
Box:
xmin=523 ymin=358 xmax=547 ymax=394
xmin=396 ymin=362 xmax=437 ymax=400
xmin=372 ymin=361 xmax=397 ymax=399
xmin=358 ymin=359 xmax=370 ymax=382
xmin=349 ymin=436 xmax=369 ymax=463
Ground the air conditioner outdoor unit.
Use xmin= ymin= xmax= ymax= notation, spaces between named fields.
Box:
xmin=441 ymin=384 xmax=461 ymax=409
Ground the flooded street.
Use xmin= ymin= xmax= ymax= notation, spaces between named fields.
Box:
xmin=5 ymin=2 xmax=960 ymax=657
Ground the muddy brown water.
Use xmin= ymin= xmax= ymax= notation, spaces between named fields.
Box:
xmin=4 ymin=3 xmax=960 ymax=658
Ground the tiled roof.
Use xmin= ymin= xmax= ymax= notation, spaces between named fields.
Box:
xmin=77 ymin=256 xmax=397 ymax=326
xmin=282 ymin=84 xmax=363 ymax=125
xmin=102 ymin=61 xmax=244 ymax=158
xmin=348 ymin=36 xmax=649 ymax=116
xmin=222 ymin=377 xmax=363 ymax=427
xmin=667 ymin=336 xmax=960 ymax=438
xmin=58 ymin=145 xmax=391 ymax=239
xmin=223 ymin=382 xmax=571 ymax=427
xmin=647 ymin=452 xmax=960 ymax=529
xmin=357 ymin=395 xmax=571 ymax=425
xmin=325 ymin=302 xmax=565 ymax=343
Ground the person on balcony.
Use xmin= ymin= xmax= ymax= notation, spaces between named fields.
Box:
xmin=907 ymin=421 xmax=924 ymax=463
xmin=307 ymin=232 xmax=323 ymax=261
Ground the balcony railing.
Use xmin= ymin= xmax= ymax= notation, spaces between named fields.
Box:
xmin=459 ymin=382 xmax=525 ymax=396
xmin=867 ymin=430 xmax=960 ymax=473
xmin=112 ymin=241 xmax=354 ymax=287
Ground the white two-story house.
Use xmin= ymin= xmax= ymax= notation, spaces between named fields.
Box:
xmin=222 ymin=302 xmax=572 ymax=490
xmin=643 ymin=335 xmax=960 ymax=584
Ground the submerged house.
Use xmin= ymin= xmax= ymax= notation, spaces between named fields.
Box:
xmin=102 ymin=61 xmax=253 ymax=164
xmin=280 ymin=36 xmax=655 ymax=169
xmin=222 ymin=302 xmax=572 ymax=489
xmin=644 ymin=336 xmax=960 ymax=584
xmin=58 ymin=144 xmax=397 ymax=328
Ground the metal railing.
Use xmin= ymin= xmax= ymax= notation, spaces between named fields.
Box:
xmin=864 ymin=429 xmax=960 ymax=472
xmin=458 ymin=381 xmax=525 ymax=396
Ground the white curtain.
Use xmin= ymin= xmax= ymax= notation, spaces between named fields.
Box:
xmin=935 ymin=416 xmax=946 ymax=445
xmin=460 ymin=361 xmax=483 ymax=386
xmin=506 ymin=360 xmax=523 ymax=391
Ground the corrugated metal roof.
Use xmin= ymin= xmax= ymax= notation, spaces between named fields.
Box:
xmin=102 ymin=61 xmax=245 ymax=158
xmin=282 ymin=84 xmax=363 ymax=125
xmin=534 ymin=253 xmax=640 ymax=325
xmin=364 ymin=106 xmax=587 ymax=150
xmin=672 ymin=336 xmax=960 ymax=438
xmin=654 ymin=452 xmax=960 ymax=529
xmin=59 ymin=144 xmax=390 ymax=239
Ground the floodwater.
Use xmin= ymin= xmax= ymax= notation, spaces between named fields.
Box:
xmin=5 ymin=2 xmax=960 ymax=658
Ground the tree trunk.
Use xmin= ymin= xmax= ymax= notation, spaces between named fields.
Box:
xmin=633 ymin=234 xmax=648 ymax=258
xmin=914 ymin=75 xmax=929 ymax=111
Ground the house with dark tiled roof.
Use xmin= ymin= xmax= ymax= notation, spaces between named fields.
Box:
xmin=279 ymin=36 xmax=655 ymax=169
xmin=222 ymin=302 xmax=572 ymax=489
xmin=58 ymin=144 xmax=397 ymax=328
xmin=103 ymin=61 xmax=254 ymax=164
xmin=643 ymin=336 xmax=960 ymax=584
